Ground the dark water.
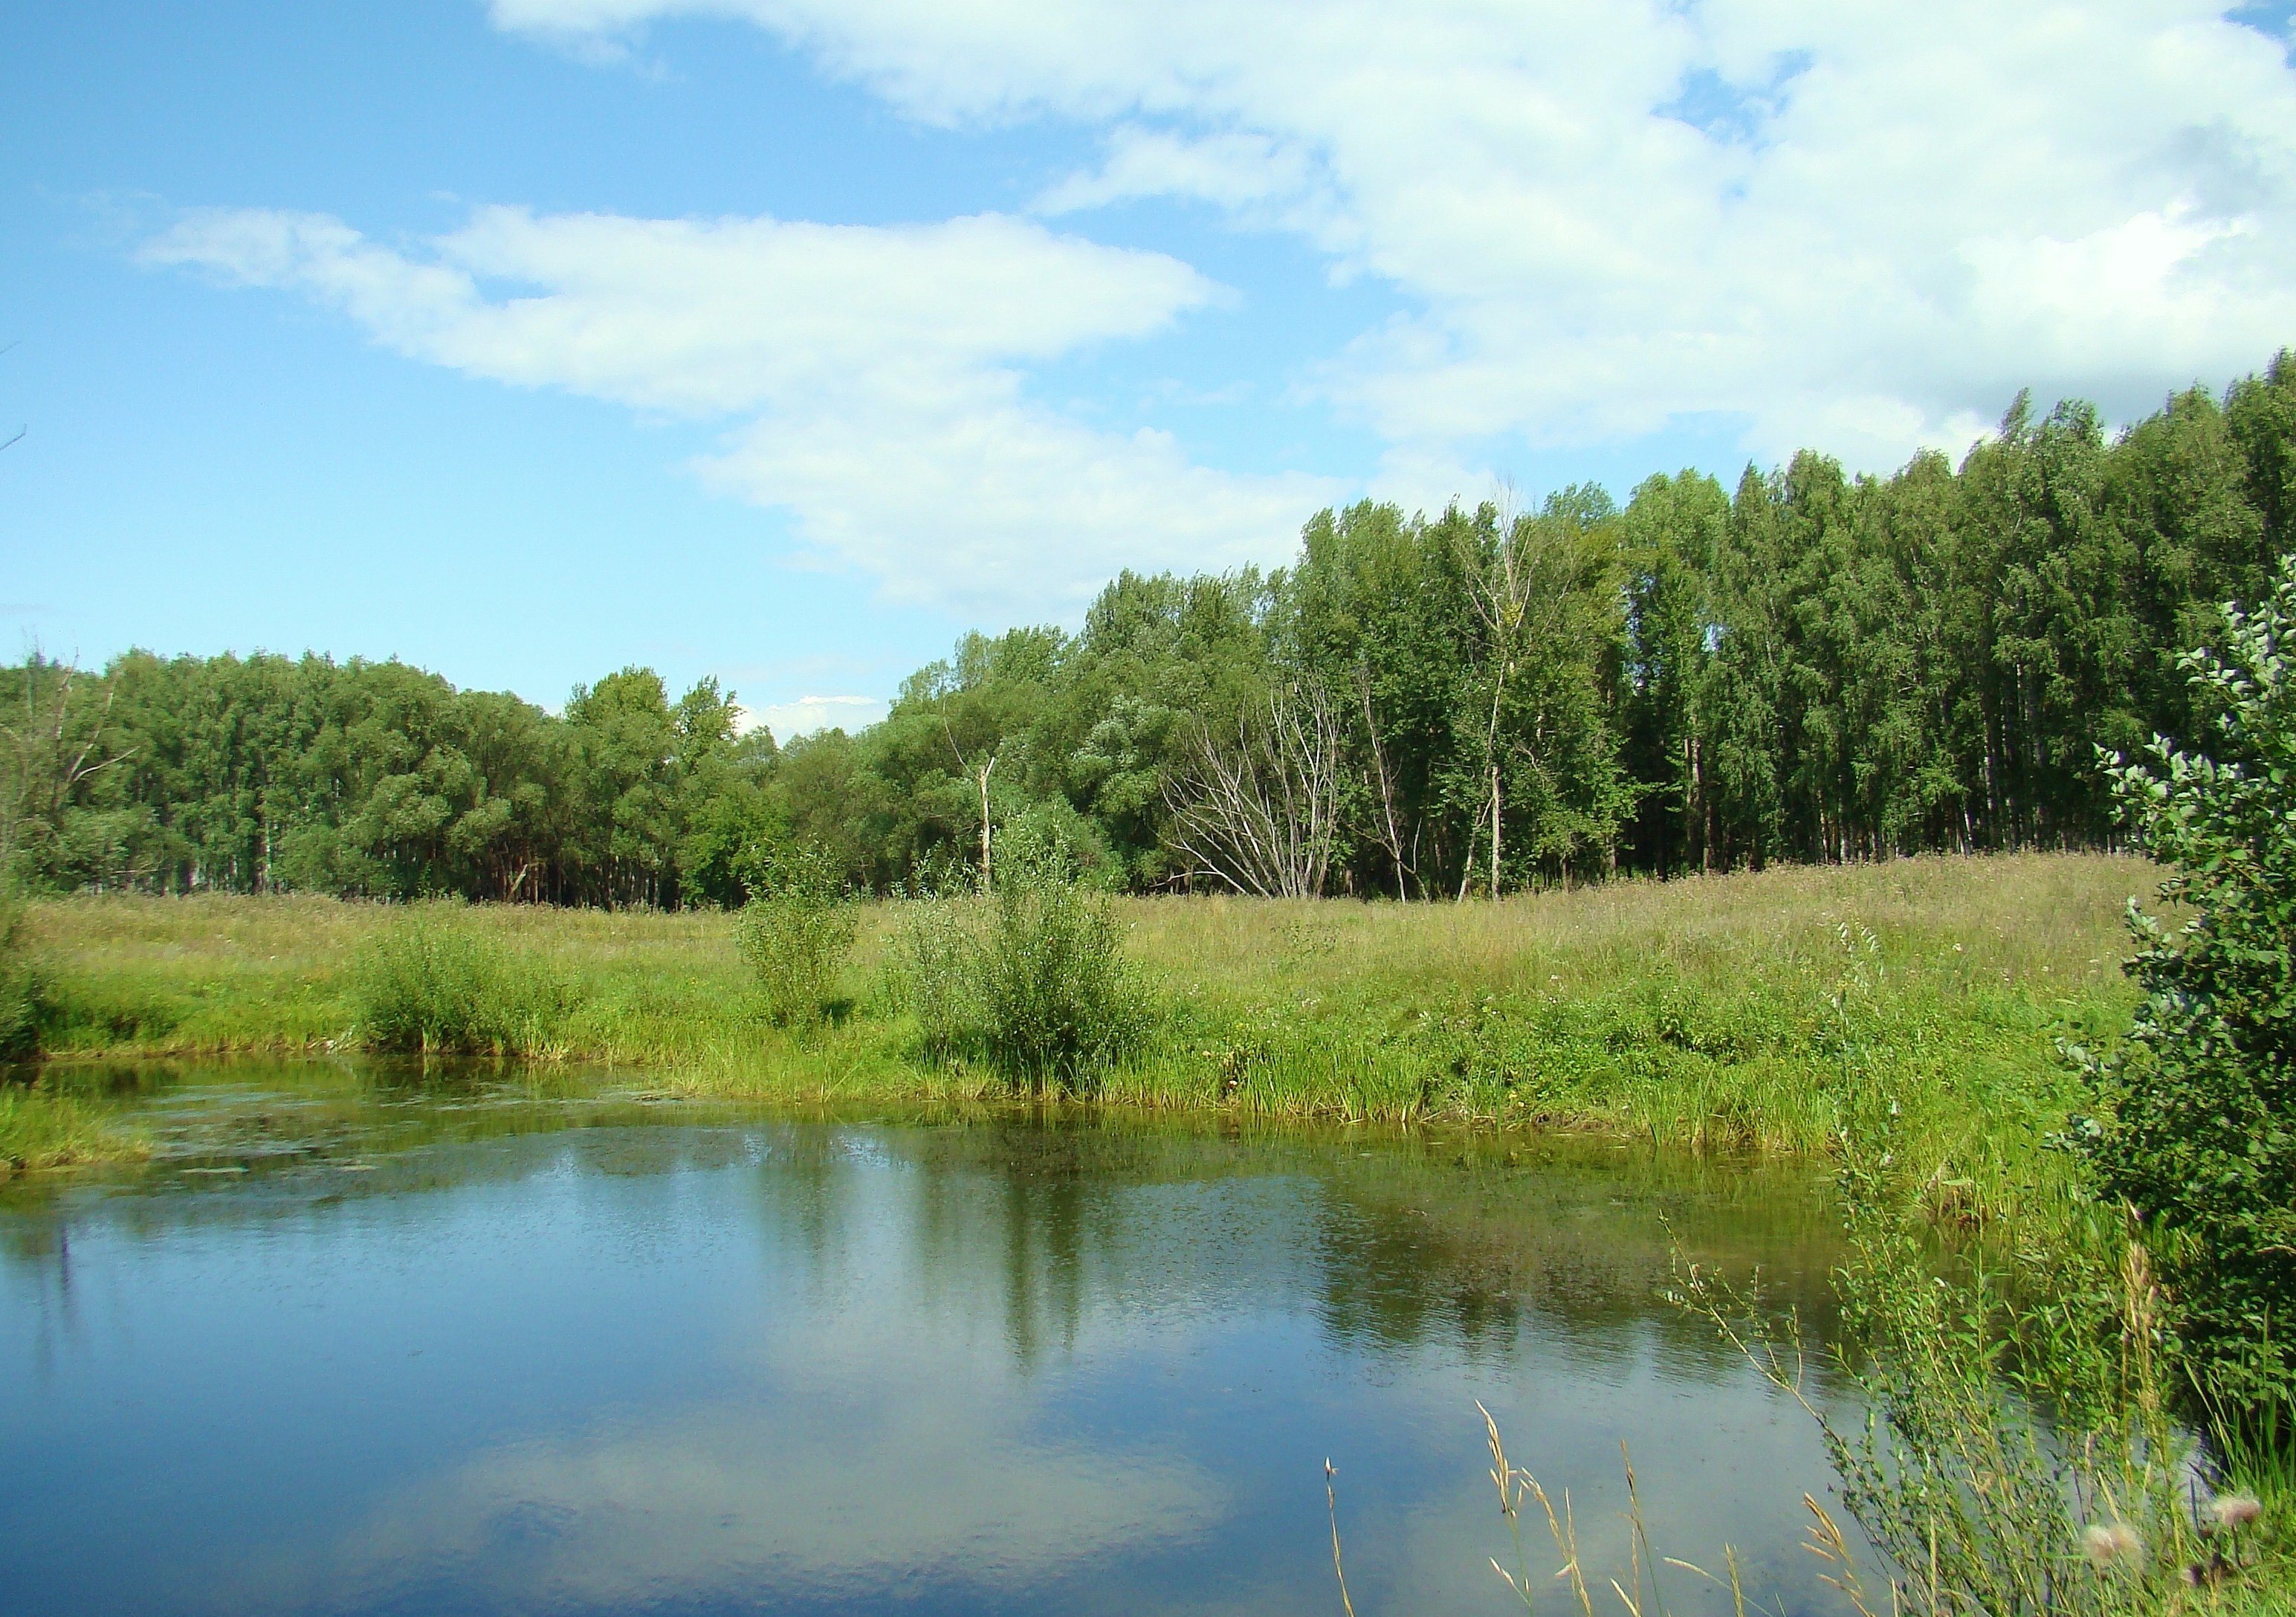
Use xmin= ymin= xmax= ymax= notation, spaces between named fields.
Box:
xmin=1 ymin=1061 xmax=1857 ymax=1616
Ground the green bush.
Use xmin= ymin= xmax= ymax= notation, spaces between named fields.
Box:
xmin=1684 ymin=1133 xmax=2240 ymax=1616
xmin=353 ymin=911 xmax=572 ymax=1055
xmin=895 ymin=896 xmax=976 ymax=1058
xmin=0 ymin=894 xmax=48 ymax=1062
xmin=896 ymin=830 xmax=1149 ymax=1091
xmin=731 ymin=845 xmax=856 ymax=1026
xmin=2075 ymin=553 xmax=2296 ymax=1417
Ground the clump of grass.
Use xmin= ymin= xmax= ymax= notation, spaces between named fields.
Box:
xmin=731 ymin=845 xmax=857 ymax=1026
xmin=896 ymin=833 xmax=1151 ymax=1091
xmin=0 ymin=1079 xmax=140 ymax=1176
xmin=353 ymin=908 xmax=575 ymax=1056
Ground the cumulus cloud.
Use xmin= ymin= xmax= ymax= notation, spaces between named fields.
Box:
xmin=143 ymin=205 xmax=1332 ymax=615
xmin=488 ymin=0 xmax=2296 ymax=467
xmin=742 ymin=694 xmax=887 ymax=740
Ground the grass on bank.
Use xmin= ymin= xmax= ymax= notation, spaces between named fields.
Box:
xmin=0 ymin=1079 xmax=144 ymax=1178
xmin=22 ymin=851 xmax=2150 ymax=1219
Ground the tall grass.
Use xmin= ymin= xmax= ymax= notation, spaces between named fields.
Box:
xmin=1673 ymin=1117 xmax=2293 ymax=1616
xmin=0 ymin=1079 xmax=140 ymax=1175
xmin=0 ymin=895 xmax=45 ymax=1062
xmin=21 ymin=853 xmax=2150 ymax=1223
xmin=352 ymin=909 xmax=575 ymax=1056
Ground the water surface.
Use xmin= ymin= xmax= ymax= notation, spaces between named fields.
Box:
xmin=1 ymin=1060 xmax=1855 ymax=1616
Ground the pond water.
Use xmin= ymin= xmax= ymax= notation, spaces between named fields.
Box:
xmin=1 ymin=1061 xmax=1858 ymax=1617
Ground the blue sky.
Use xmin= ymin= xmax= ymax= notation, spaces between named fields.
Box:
xmin=6 ymin=1 xmax=2295 ymax=738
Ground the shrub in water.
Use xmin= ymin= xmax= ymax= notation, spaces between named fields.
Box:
xmin=732 ymin=845 xmax=856 ymax=1026
xmin=354 ymin=911 xmax=570 ymax=1055
xmin=2075 ymin=553 xmax=2296 ymax=1418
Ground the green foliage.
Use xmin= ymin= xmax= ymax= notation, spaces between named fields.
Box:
xmin=2077 ymin=553 xmax=2296 ymax=1418
xmin=15 ymin=350 xmax=2296 ymax=904
xmin=893 ymin=895 xmax=977 ymax=1063
xmin=731 ymin=845 xmax=856 ymax=1026
xmin=896 ymin=829 xmax=1150 ymax=1090
xmin=976 ymin=836 xmax=1151 ymax=1085
xmin=1685 ymin=1130 xmax=2239 ymax=1616
xmin=352 ymin=911 xmax=574 ymax=1055
xmin=0 ymin=897 xmax=44 ymax=1061
xmin=0 ymin=1079 xmax=138 ymax=1176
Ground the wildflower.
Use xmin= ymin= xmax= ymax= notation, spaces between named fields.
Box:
xmin=2209 ymin=1493 xmax=2263 ymax=1531
xmin=2082 ymin=1522 xmax=2143 ymax=1569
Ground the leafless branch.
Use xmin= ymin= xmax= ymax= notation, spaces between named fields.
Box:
xmin=1164 ymin=682 xmax=1342 ymax=898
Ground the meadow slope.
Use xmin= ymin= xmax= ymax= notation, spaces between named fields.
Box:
xmin=15 ymin=851 xmax=2154 ymax=1223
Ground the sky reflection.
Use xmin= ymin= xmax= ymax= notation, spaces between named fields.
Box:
xmin=0 ymin=1071 xmax=1853 ymax=1616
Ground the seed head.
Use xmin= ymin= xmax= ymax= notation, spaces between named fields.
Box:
xmin=2209 ymin=1492 xmax=2263 ymax=1530
xmin=2082 ymin=1522 xmax=2143 ymax=1569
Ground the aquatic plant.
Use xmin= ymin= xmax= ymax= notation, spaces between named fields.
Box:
xmin=0 ymin=1079 xmax=140 ymax=1175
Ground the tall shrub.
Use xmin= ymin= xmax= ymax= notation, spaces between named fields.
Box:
xmin=896 ymin=830 xmax=1148 ymax=1091
xmin=731 ymin=845 xmax=856 ymax=1026
xmin=980 ymin=839 xmax=1148 ymax=1087
xmin=2076 ymin=552 xmax=2296 ymax=1416
xmin=354 ymin=912 xmax=570 ymax=1055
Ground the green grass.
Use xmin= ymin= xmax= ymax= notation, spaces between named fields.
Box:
xmin=0 ymin=1078 xmax=145 ymax=1176
xmin=23 ymin=851 xmax=2152 ymax=1224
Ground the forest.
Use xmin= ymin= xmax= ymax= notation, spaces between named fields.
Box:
xmin=9 ymin=350 xmax=2296 ymax=907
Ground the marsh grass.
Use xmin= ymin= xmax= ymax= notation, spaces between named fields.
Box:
xmin=1466 ymin=1349 xmax=2292 ymax=1617
xmin=353 ymin=908 xmax=578 ymax=1056
xmin=1670 ymin=1118 xmax=2296 ymax=1617
xmin=22 ymin=853 xmax=2150 ymax=1217
xmin=0 ymin=1077 xmax=142 ymax=1175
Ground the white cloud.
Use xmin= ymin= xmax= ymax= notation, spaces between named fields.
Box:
xmin=1033 ymin=126 xmax=1331 ymax=227
xmin=742 ymin=693 xmax=887 ymax=740
xmin=489 ymin=0 xmax=2296 ymax=468
xmin=145 ymin=205 xmax=1333 ymax=615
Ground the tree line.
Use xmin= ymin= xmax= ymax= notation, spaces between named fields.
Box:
xmin=10 ymin=349 xmax=2296 ymax=905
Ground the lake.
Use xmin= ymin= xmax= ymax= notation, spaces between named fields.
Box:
xmin=1 ymin=1059 xmax=1856 ymax=1616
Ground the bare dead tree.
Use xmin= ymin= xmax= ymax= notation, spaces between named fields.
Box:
xmin=1165 ymin=682 xmax=1342 ymax=899
xmin=1455 ymin=497 xmax=1528 ymax=900
xmin=940 ymin=713 xmax=997 ymax=893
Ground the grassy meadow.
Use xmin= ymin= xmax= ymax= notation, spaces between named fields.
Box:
xmin=12 ymin=849 xmax=2153 ymax=1225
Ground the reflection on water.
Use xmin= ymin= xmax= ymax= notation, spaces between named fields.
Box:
xmin=0 ymin=1060 xmax=1854 ymax=1616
